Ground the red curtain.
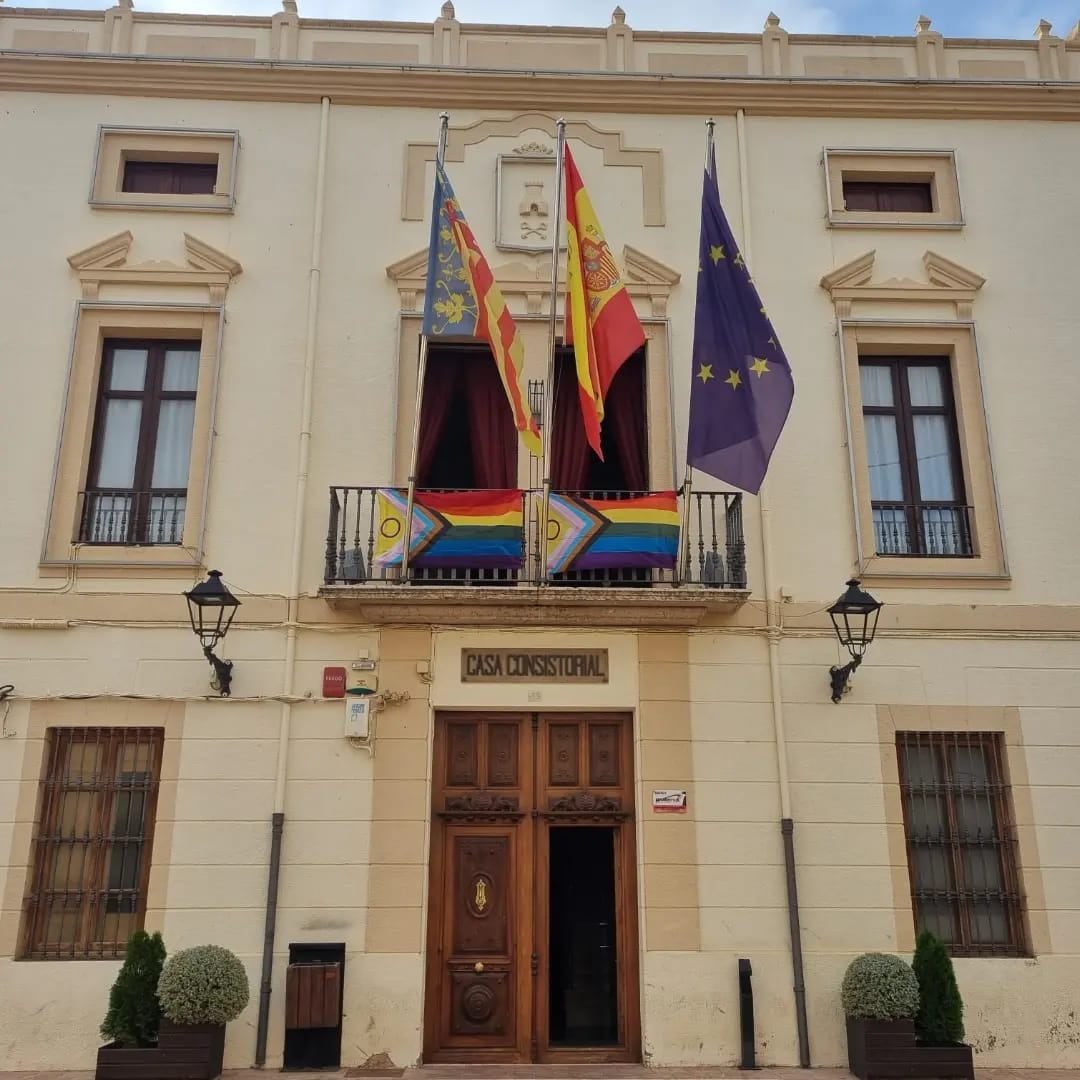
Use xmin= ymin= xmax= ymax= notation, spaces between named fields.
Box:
xmin=416 ymin=353 xmax=459 ymax=485
xmin=465 ymin=356 xmax=516 ymax=488
xmin=604 ymin=351 xmax=648 ymax=491
xmin=550 ymin=355 xmax=590 ymax=490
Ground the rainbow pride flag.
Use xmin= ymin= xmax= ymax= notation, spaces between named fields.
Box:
xmin=373 ymin=489 xmax=524 ymax=570
xmin=546 ymin=491 xmax=680 ymax=573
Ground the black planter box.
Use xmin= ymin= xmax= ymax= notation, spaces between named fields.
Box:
xmin=95 ymin=1020 xmax=226 ymax=1080
xmin=846 ymin=1017 xmax=974 ymax=1080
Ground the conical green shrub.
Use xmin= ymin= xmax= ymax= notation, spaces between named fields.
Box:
xmin=100 ymin=930 xmax=167 ymax=1048
xmin=912 ymin=930 xmax=964 ymax=1045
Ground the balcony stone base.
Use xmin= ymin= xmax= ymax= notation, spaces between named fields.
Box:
xmin=318 ymin=584 xmax=748 ymax=627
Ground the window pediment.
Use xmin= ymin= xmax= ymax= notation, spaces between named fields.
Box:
xmin=820 ymin=249 xmax=985 ymax=319
xmin=67 ymin=231 xmax=243 ymax=301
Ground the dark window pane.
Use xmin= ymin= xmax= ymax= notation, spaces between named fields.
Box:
xmin=843 ymin=179 xmax=934 ymax=212
xmin=122 ymin=159 xmax=217 ymax=195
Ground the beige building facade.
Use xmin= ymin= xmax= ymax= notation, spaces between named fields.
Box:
xmin=2 ymin=1 xmax=1080 ymax=1072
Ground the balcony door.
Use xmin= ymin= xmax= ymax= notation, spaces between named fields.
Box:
xmin=423 ymin=712 xmax=639 ymax=1064
xmin=417 ymin=344 xmax=518 ymax=490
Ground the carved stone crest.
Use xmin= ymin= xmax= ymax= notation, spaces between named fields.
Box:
xmin=496 ymin=143 xmax=564 ymax=254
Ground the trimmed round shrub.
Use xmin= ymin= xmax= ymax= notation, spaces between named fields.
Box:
xmin=158 ymin=945 xmax=250 ymax=1027
xmin=841 ymin=952 xmax=920 ymax=1021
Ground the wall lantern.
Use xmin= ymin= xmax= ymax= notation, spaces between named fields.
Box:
xmin=827 ymin=578 xmax=883 ymax=703
xmin=184 ymin=570 xmax=240 ymax=697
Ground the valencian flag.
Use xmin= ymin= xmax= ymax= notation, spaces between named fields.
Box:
xmin=423 ymin=161 xmax=542 ymax=459
xmin=372 ymin=488 xmax=525 ymax=570
xmin=564 ymin=144 xmax=646 ymax=458
xmin=687 ymin=145 xmax=794 ymax=493
xmin=546 ymin=491 xmax=679 ymax=573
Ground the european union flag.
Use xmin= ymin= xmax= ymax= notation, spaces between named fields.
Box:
xmin=687 ymin=146 xmax=794 ymax=494
xmin=422 ymin=161 xmax=478 ymax=337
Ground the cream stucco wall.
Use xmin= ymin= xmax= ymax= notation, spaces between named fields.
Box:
xmin=1 ymin=6 xmax=1080 ymax=1073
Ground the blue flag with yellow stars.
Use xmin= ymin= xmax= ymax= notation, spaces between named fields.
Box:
xmin=422 ymin=161 xmax=478 ymax=336
xmin=687 ymin=144 xmax=794 ymax=494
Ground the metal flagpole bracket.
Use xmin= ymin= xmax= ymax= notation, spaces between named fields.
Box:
xmin=538 ymin=117 xmax=567 ymax=585
xmin=400 ymin=111 xmax=450 ymax=582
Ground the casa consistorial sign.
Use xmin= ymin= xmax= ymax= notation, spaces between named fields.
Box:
xmin=461 ymin=648 xmax=609 ymax=684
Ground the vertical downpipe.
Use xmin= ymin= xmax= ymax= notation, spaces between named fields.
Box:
xmin=255 ymin=94 xmax=331 ymax=1067
xmin=735 ymin=108 xmax=811 ymax=1068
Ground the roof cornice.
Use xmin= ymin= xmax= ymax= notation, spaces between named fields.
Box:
xmin=3 ymin=53 xmax=1080 ymax=120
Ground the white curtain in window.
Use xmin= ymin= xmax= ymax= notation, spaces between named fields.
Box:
xmin=95 ymin=400 xmax=142 ymax=488
xmin=860 ymin=364 xmax=893 ymax=407
xmin=110 ymin=349 xmax=147 ymax=391
xmin=864 ymin=415 xmax=903 ymax=501
xmin=151 ymin=400 xmax=195 ymax=488
xmin=907 ymin=365 xmax=945 ymax=407
xmin=162 ymin=349 xmax=199 ymax=392
xmin=913 ymin=415 xmax=955 ymax=501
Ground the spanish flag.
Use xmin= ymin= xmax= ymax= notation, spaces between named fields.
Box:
xmin=564 ymin=143 xmax=646 ymax=458
xmin=426 ymin=163 xmax=542 ymax=460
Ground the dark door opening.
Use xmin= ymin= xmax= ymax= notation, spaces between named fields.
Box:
xmin=548 ymin=827 xmax=619 ymax=1047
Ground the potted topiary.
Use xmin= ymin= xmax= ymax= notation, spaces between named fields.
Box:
xmin=95 ymin=929 xmax=167 ymax=1079
xmin=841 ymin=952 xmax=920 ymax=1079
xmin=911 ymin=931 xmax=974 ymax=1079
xmin=155 ymin=944 xmax=250 ymax=1080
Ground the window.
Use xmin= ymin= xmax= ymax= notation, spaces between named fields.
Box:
xmin=122 ymin=158 xmax=217 ymax=195
xmin=897 ymin=732 xmax=1025 ymax=957
xmin=859 ymin=357 xmax=972 ymax=557
xmin=22 ymin=728 xmax=163 ymax=960
xmin=823 ymin=149 xmax=962 ymax=228
xmin=81 ymin=339 xmax=199 ymax=546
xmin=843 ymin=179 xmax=933 ymax=213
xmin=90 ymin=127 xmax=238 ymax=212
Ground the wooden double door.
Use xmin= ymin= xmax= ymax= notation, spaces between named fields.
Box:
xmin=423 ymin=712 xmax=640 ymax=1063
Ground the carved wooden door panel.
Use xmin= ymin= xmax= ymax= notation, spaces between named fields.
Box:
xmin=424 ymin=715 xmax=532 ymax=1062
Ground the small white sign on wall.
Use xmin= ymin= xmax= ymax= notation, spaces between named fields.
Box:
xmin=651 ymin=789 xmax=688 ymax=814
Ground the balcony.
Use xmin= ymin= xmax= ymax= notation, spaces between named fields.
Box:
xmin=78 ymin=489 xmax=187 ymax=545
xmin=320 ymin=485 xmax=748 ymax=627
xmin=872 ymin=503 xmax=975 ymax=557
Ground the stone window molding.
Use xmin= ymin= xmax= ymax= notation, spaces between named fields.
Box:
xmin=823 ymin=148 xmax=963 ymax=229
xmin=402 ymin=112 xmax=665 ymax=227
xmin=42 ymin=231 xmax=241 ymax=575
xmin=821 ymin=250 xmax=1007 ymax=587
xmin=90 ymin=126 xmax=240 ymax=213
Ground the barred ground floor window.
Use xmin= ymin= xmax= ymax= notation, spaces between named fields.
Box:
xmin=21 ymin=727 xmax=163 ymax=960
xmin=897 ymin=731 xmax=1026 ymax=957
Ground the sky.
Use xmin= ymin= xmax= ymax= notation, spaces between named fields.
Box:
xmin=7 ymin=0 xmax=1077 ymax=40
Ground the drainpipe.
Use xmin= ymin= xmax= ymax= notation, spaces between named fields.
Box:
xmin=255 ymin=93 xmax=331 ymax=1067
xmin=735 ymin=108 xmax=811 ymax=1068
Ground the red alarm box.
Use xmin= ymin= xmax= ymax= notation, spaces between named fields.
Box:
xmin=322 ymin=667 xmax=347 ymax=698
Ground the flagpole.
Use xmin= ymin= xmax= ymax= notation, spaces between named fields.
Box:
xmin=539 ymin=118 xmax=567 ymax=584
xmin=677 ymin=117 xmax=715 ymax=585
xmin=401 ymin=111 xmax=449 ymax=581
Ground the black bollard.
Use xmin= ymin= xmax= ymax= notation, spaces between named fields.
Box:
xmin=738 ymin=957 xmax=757 ymax=1070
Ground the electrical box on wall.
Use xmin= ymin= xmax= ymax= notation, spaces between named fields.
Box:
xmin=344 ymin=694 xmax=371 ymax=739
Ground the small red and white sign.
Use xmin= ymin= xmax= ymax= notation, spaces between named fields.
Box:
xmin=322 ymin=666 xmax=347 ymax=698
xmin=651 ymin=789 xmax=688 ymax=814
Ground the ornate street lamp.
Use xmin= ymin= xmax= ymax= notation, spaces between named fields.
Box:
xmin=184 ymin=570 xmax=240 ymax=697
xmin=827 ymin=578 xmax=883 ymax=703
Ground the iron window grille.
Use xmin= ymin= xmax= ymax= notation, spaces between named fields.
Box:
xmin=897 ymin=731 xmax=1026 ymax=957
xmin=21 ymin=727 xmax=163 ymax=960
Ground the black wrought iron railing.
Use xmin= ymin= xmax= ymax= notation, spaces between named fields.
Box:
xmin=323 ymin=486 xmax=745 ymax=589
xmin=78 ymin=489 xmax=187 ymax=546
xmin=872 ymin=503 xmax=974 ymax=557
